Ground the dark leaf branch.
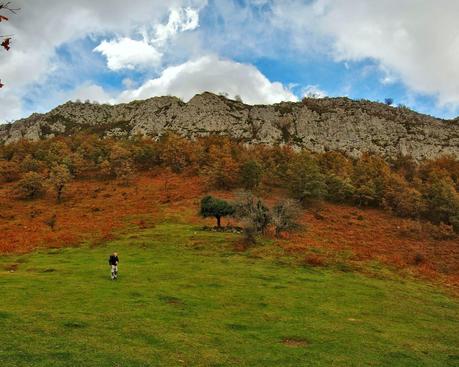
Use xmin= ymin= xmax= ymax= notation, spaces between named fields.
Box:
xmin=0 ymin=2 xmax=20 ymax=14
xmin=0 ymin=1 xmax=19 ymax=87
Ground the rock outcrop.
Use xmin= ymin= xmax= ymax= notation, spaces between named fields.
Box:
xmin=1 ymin=92 xmax=458 ymax=160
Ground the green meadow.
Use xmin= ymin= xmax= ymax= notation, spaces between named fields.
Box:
xmin=0 ymin=223 xmax=458 ymax=367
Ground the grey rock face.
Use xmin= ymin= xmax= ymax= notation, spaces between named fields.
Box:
xmin=1 ymin=92 xmax=458 ymax=160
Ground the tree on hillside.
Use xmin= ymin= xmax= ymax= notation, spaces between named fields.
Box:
xmin=240 ymin=159 xmax=262 ymax=190
xmin=384 ymin=98 xmax=394 ymax=106
xmin=204 ymin=142 xmax=240 ymax=190
xmin=0 ymin=2 xmax=20 ymax=88
xmin=49 ymin=164 xmax=71 ymax=203
xmin=109 ymin=144 xmax=135 ymax=185
xmin=287 ymin=153 xmax=326 ymax=206
xmin=423 ymin=175 xmax=459 ymax=228
xmin=14 ymin=172 xmax=46 ymax=200
xmin=200 ymin=195 xmax=235 ymax=227
xmin=271 ymin=199 xmax=302 ymax=238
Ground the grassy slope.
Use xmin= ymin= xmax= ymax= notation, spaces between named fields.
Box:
xmin=0 ymin=223 xmax=458 ymax=367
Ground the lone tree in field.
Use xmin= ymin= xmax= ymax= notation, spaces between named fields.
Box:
xmin=49 ymin=164 xmax=71 ymax=203
xmin=0 ymin=2 xmax=19 ymax=88
xmin=200 ymin=195 xmax=235 ymax=227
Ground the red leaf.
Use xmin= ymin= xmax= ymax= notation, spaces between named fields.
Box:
xmin=0 ymin=15 xmax=8 ymax=22
xmin=1 ymin=37 xmax=11 ymax=51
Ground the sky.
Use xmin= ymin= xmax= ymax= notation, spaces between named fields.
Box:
xmin=1 ymin=0 xmax=459 ymax=123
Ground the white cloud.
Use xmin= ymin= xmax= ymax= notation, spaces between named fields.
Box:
xmin=302 ymin=85 xmax=327 ymax=99
xmin=117 ymin=55 xmax=297 ymax=105
xmin=66 ymin=83 xmax=112 ymax=103
xmin=0 ymin=0 xmax=205 ymax=121
xmin=0 ymin=91 xmax=23 ymax=122
xmin=270 ymin=0 xmax=459 ymax=106
xmin=154 ymin=7 xmax=200 ymax=45
xmin=94 ymin=7 xmax=200 ymax=71
xmin=94 ymin=38 xmax=162 ymax=70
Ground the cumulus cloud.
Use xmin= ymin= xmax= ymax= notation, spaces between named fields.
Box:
xmin=93 ymin=7 xmax=200 ymax=71
xmin=66 ymin=83 xmax=112 ymax=103
xmin=302 ymin=85 xmax=327 ymax=99
xmin=116 ymin=56 xmax=297 ymax=105
xmin=94 ymin=38 xmax=162 ymax=70
xmin=0 ymin=0 xmax=205 ymax=121
xmin=154 ymin=7 xmax=200 ymax=45
xmin=2 ymin=0 xmax=458 ymax=122
xmin=270 ymin=0 xmax=459 ymax=106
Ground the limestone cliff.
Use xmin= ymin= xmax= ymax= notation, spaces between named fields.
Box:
xmin=1 ymin=92 xmax=458 ymax=160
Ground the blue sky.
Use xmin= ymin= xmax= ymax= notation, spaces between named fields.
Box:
xmin=1 ymin=0 xmax=458 ymax=122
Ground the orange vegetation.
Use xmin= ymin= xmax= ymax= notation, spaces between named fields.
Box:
xmin=1 ymin=171 xmax=458 ymax=289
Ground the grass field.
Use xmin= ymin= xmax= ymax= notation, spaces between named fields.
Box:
xmin=0 ymin=223 xmax=458 ymax=367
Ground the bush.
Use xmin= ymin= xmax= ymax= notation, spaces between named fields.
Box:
xmin=14 ymin=172 xmax=46 ymax=200
xmin=0 ymin=160 xmax=21 ymax=182
xmin=234 ymin=191 xmax=271 ymax=235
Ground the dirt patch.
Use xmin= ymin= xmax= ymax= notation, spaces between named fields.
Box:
xmin=281 ymin=337 xmax=309 ymax=348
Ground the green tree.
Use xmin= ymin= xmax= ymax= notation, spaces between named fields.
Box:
xmin=199 ymin=195 xmax=235 ymax=227
xmin=287 ymin=153 xmax=326 ymax=206
xmin=240 ymin=160 xmax=262 ymax=190
xmin=324 ymin=174 xmax=355 ymax=203
xmin=423 ymin=175 xmax=459 ymax=225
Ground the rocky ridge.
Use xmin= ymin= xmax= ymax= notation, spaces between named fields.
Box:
xmin=1 ymin=92 xmax=458 ymax=160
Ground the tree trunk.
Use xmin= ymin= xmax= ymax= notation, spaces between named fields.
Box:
xmin=56 ymin=186 xmax=63 ymax=203
xmin=216 ymin=216 xmax=221 ymax=227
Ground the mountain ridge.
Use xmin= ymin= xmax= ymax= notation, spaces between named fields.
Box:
xmin=1 ymin=92 xmax=458 ymax=160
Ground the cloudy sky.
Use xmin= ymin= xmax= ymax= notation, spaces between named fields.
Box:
xmin=0 ymin=0 xmax=458 ymax=122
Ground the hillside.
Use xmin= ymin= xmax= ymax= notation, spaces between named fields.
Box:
xmin=1 ymin=93 xmax=458 ymax=160
xmin=1 ymin=222 xmax=458 ymax=366
xmin=1 ymin=172 xmax=458 ymax=288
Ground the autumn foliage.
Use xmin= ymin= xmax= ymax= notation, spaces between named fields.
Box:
xmin=1 ymin=133 xmax=459 ymax=287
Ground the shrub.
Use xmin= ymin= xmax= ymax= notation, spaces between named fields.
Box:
xmin=0 ymin=160 xmax=21 ymax=182
xmin=14 ymin=172 xmax=46 ymax=200
xmin=234 ymin=191 xmax=271 ymax=235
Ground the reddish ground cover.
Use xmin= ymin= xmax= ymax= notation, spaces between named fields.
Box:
xmin=1 ymin=172 xmax=458 ymax=289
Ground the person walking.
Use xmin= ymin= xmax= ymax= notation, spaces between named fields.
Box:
xmin=108 ymin=252 xmax=119 ymax=280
